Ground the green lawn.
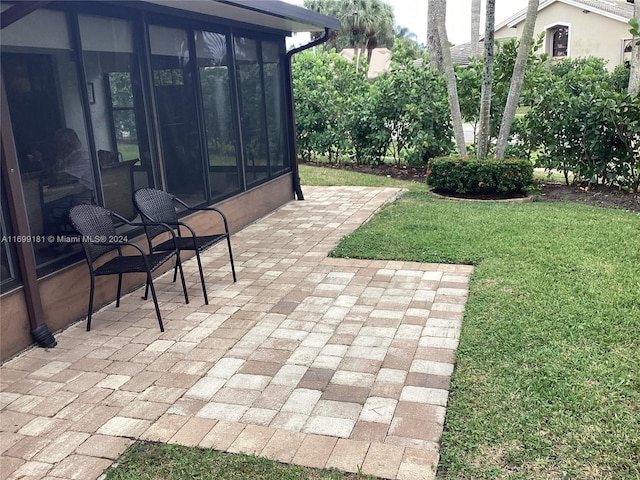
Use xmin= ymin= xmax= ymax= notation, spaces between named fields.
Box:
xmin=104 ymin=443 xmax=369 ymax=480
xmin=298 ymin=163 xmax=429 ymax=192
xmin=318 ymin=166 xmax=640 ymax=480
xmin=104 ymin=165 xmax=639 ymax=479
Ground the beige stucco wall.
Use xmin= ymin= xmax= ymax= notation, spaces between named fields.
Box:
xmin=494 ymin=24 xmax=518 ymax=41
xmin=495 ymin=2 xmax=631 ymax=71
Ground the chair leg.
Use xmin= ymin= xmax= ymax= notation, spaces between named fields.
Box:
xmin=226 ymin=236 xmax=237 ymax=283
xmin=87 ymin=275 xmax=95 ymax=331
xmin=195 ymin=250 xmax=208 ymax=305
xmin=176 ymin=255 xmax=189 ymax=304
xmin=172 ymin=259 xmax=178 ymax=283
xmin=146 ymin=273 xmax=165 ymax=332
xmin=143 ymin=278 xmax=150 ymax=300
xmin=116 ymin=273 xmax=123 ymax=308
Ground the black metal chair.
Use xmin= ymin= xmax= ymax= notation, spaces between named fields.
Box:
xmin=133 ymin=188 xmax=236 ymax=305
xmin=68 ymin=204 xmax=189 ymax=332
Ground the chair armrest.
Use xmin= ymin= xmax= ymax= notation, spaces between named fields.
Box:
xmin=173 ymin=198 xmax=230 ymax=233
xmin=110 ymin=212 xmax=181 ymax=250
xmin=92 ymin=239 xmax=147 ymax=256
xmin=140 ymin=215 xmax=198 ymax=240
xmin=111 ymin=211 xmax=175 ymax=235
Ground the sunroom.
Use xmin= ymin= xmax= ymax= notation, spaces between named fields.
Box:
xmin=0 ymin=0 xmax=339 ymax=361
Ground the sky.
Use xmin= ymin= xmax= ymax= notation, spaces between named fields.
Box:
xmin=392 ymin=0 xmax=529 ymax=45
xmin=284 ymin=0 xmax=530 ymax=46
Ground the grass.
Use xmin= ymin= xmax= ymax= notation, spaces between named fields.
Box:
xmin=105 ymin=164 xmax=639 ymax=479
xmin=104 ymin=443 xmax=370 ymax=480
xmin=298 ymin=163 xmax=429 ymax=193
xmin=533 ymin=168 xmax=573 ymax=184
xmin=320 ymin=167 xmax=640 ymax=479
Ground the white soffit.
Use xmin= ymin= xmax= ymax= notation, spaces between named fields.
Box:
xmin=139 ymin=0 xmax=340 ymax=34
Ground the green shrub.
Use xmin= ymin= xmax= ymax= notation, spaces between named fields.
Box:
xmin=611 ymin=63 xmax=630 ymax=93
xmin=292 ymin=48 xmax=453 ymax=165
xmin=292 ymin=49 xmax=366 ymax=162
xmin=426 ymin=156 xmax=534 ymax=194
xmin=517 ymin=56 xmax=639 ymax=192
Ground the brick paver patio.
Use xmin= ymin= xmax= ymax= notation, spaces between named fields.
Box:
xmin=0 ymin=186 xmax=473 ymax=480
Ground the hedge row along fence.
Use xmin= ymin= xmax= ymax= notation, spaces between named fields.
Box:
xmin=292 ymin=45 xmax=453 ymax=166
xmin=512 ymin=57 xmax=639 ymax=193
xmin=292 ymin=42 xmax=638 ymax=192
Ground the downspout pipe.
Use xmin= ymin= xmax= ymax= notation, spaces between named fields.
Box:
xmin=285 ymin=27 xmax=332 ymax=201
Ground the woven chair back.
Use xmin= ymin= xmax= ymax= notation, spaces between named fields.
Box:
xmin=134 ymin=188 xmax=179 ymax=240
xmin=68 ymin=204 xmax=117 ymax=263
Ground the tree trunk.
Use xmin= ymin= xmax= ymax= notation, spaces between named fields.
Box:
xmin=427 ymin=0 xmax=444 ymax=72
xmin=476 ymin=0 xmax=496 ymax=159
xmin=363 ymin=36 xmax=370 ymax=65
xmin=470 ymin=0 xmax=481 ymax=59
xmin=434 ymin=0 xmax=467 ymax=156
xmin=629 ymin=2 xmax=640 ymax=96
xmin=495 ymin=0 xmax=540 ymax=159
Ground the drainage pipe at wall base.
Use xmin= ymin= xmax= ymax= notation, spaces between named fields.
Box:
xmin=286 ymin=27 xmax=332 ymax=201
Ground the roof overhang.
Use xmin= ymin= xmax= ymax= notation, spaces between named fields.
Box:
xmin=2 ymin=0 xmax=340 ymax=33
xmin=138 ymin=0 xmax=340 ymax=34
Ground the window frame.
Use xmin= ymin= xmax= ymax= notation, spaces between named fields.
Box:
xmin=0 ymin=190 xmax=21 ymax=293
xmin=232 ymin=29 xmax=290 ymax=189
xmin=1 ymin=1 xmax=295 ymax=268
xmin=545 ymin=23 xmax=571 ymax=59
xmin=194 ymin=28 xmax=245 ymax=203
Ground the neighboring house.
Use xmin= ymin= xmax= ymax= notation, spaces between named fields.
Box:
xmin=493 ymin=0 xmax=634 ymax=71
xmin=450 ymin=42 xmax=480 ymax=66
xmin=0 ymin=0 xmax=339 ymax=360
xmin=339 ymin=48 xmax=393 ymax=80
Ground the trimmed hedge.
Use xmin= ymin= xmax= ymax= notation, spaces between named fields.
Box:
xmin=427 ymin=156 xmax=534 ymax=194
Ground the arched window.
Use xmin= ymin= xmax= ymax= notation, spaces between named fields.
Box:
xmin=551 ymin=26 xmax=569 ymax=57
xmin=624 ymin=39 xmax=633 ymax=54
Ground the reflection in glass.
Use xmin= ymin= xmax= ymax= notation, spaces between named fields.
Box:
xmin=2 ymin=9 xmax=95 ymax=268
xmin=107 ymin=72 xmax=139 ymax=160
xmin=1 ymin=193 xmax=19 ymax=290
xmin=80 ymin=14 xmax=152 ymax=221
xmin=150 ymin=25 xmax=205 ymax=206
xmin=196 ymin=30 xmax=241 ymax=201
xmin=262 ymin=41 xmax=288 ymax=174
xmin=0 ymin=221 xmax=15 ymax=289
xmin=235 ymin=37 xmax=269 ymax=186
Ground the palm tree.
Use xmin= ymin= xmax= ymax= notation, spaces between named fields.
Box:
xmin=395 ymin=25 xmax=417 ymax=41
xmin=342 ymin=0 xmax=394 ymax=64
xmin=476 ymin=0 xmax=496 ymax=159
xmin=495 ymin=0 xmax=540 ymax=158
xmin=305 ymin=0 xmax=394 ymax=67
xmin=364 ymin=1 xmax=394 ymax=62
xmin=427 ymin=0 xmax=443 ymax=72
xmin=303 ymin=0 xmax=341 ymax=48
xmin=393 ymin=25 xmax=423 ymax=62
xmin=629 ymin=1 xmax=640 ymax=96
xmin=470 ymin=0 xmax=481 ymax=59
xmin=434 ymin=0 xmax=467 ymax=155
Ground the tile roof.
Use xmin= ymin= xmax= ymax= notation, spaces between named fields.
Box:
xmin=489 ymin=0 xmax=633 ymax=41
xmin=573 ymin=0 xmax=634 ymax=18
